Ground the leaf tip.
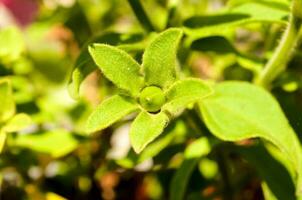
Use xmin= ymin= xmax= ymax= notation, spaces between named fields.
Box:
xmin=84 ymin=120 xmax=98 ymax=135
xmin=67 ymin=82 xmax=80 ymax=100
xmin=87 ymin=44 xmax=96 ymax=54
xmin=132 ymin=145 xmax=143 ymax=154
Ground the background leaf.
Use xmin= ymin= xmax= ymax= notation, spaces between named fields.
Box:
xmin=3 ymin=113 xmax=32 ymax=133
xmin=184 ymin=137 xmax=211 ymax=159
xmin=230 ymin=1 xmax=289 ymax=21
xmin=0 ymin=26 xmax=25 ymax=63
xmin=13 ymin=129 xmax=79 ymax=158
xmin=142 ymin=28 xmax=183 ymax=89
xmin=130 ymin=111 xmax=169 ymax=153
xmin=86 ymin=95 xmax=139 ymax=133
xmin=0 ymin=130 xmax=6 ymax=153
xmin=184 ymin=1 xmax=289 ymax=40
xmin=191 ymin=36 xmax=238 ymax=54
xmin=0 ymin=79 xmax=15 ymax=122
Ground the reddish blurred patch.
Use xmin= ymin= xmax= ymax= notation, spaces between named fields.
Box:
xmin=1 ymin=0 xmax=38 ymax=26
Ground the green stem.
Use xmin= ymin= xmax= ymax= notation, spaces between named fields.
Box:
xmin=216 ymin=147 xmax=233 ymax=200
xmin=165 ymin=0 xmax=180 ymax=28
xmin=127 ymin=0 xmax=155 ymax=32
xmin=256 ymin=0 xmax=302 ymax=87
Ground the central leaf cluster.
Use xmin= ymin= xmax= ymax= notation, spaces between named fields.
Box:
xmin=84 ymin=28 xmax=212 ymax=153
xmin=139 ymin=86 xmax=165 ymax=112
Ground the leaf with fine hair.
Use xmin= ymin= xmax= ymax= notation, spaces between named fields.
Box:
xmin=199 ymin=81 xmax=302 ymax=194
xmin=0 ymin=79 xmax=15 ymax=122
xmin=89 ymin=44 xmax=144 ymax=97
xmin=68 ymin=32 xmax=146 ymax=99
xmin=86 ymin=95 xmax=139 ymax=133
xmin=162 ymin=78 xmax=213 ymax=115
xmin=130 ymin=111 xmax=169 ymax=153
xmin=142 ymin=28 xmax=183 ymax=89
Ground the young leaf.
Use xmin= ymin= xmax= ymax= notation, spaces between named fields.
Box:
xmin=89 ymin=44 xmax=144 ymax=96
xmin=130 ymin=111 xmax=169 ymax=153
xmin=137 ymin=120 xmax=185 ymax=163
xmin=0 ymin=79 xmax=15 ymax=122
xmin=68 ymin=32 xmax=145 ymax=99
xmin=170 ymin=159 xmax=199 ymax=200
xmin=4 ymin=113 xmax=32 ymax=132
xmin=86 ymin=95 xmax=139 ymax=133
xmin=162 ymin=78 xmax=213 ymax=115
xmin=199 ymin=81 xmax=302 ymax=192
xmin=142 ymin=28 xmax=183 ymax=89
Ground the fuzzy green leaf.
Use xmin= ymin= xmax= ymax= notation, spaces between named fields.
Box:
xmin=162 ymin=78 xmax=213 ymax=115
xmin=142 ymin=28 xmax=183 ymax=89
xmin=137 ymin=120 xmax=186 ymax=163
xmin=86 ymin=95 xmax=139 ymax=133
xmin=0 ymin=79 xmax=15 ymax=122
xmin=199 ymin=81 xmax=302 ymax=192
xmin=68 ymin=32 xmax=145 ymax=99
xmin=4 ymin=113 xmax=32 ymax=133
xmin=89 ymin=44 xmax=144 ymax=96
xmin=130 ymin=111 xmax=169 ymax=153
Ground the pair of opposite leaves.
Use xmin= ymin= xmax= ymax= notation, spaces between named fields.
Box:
xmin=83 ymin=28 xmax=302 ymax=194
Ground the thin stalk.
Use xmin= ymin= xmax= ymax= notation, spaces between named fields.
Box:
xmin=127 ymin=0 xmax=155 ymax=32
xmin=216 ymin=147 xmax=233 ymax=200
xmin=165 ymin=0 xmax=180 ymax=28
xmin=256 ymin=0 xmax=302 ymax=87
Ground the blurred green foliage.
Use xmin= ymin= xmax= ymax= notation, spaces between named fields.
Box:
xmin=0 ymin=0 xmax=302 ymax=200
